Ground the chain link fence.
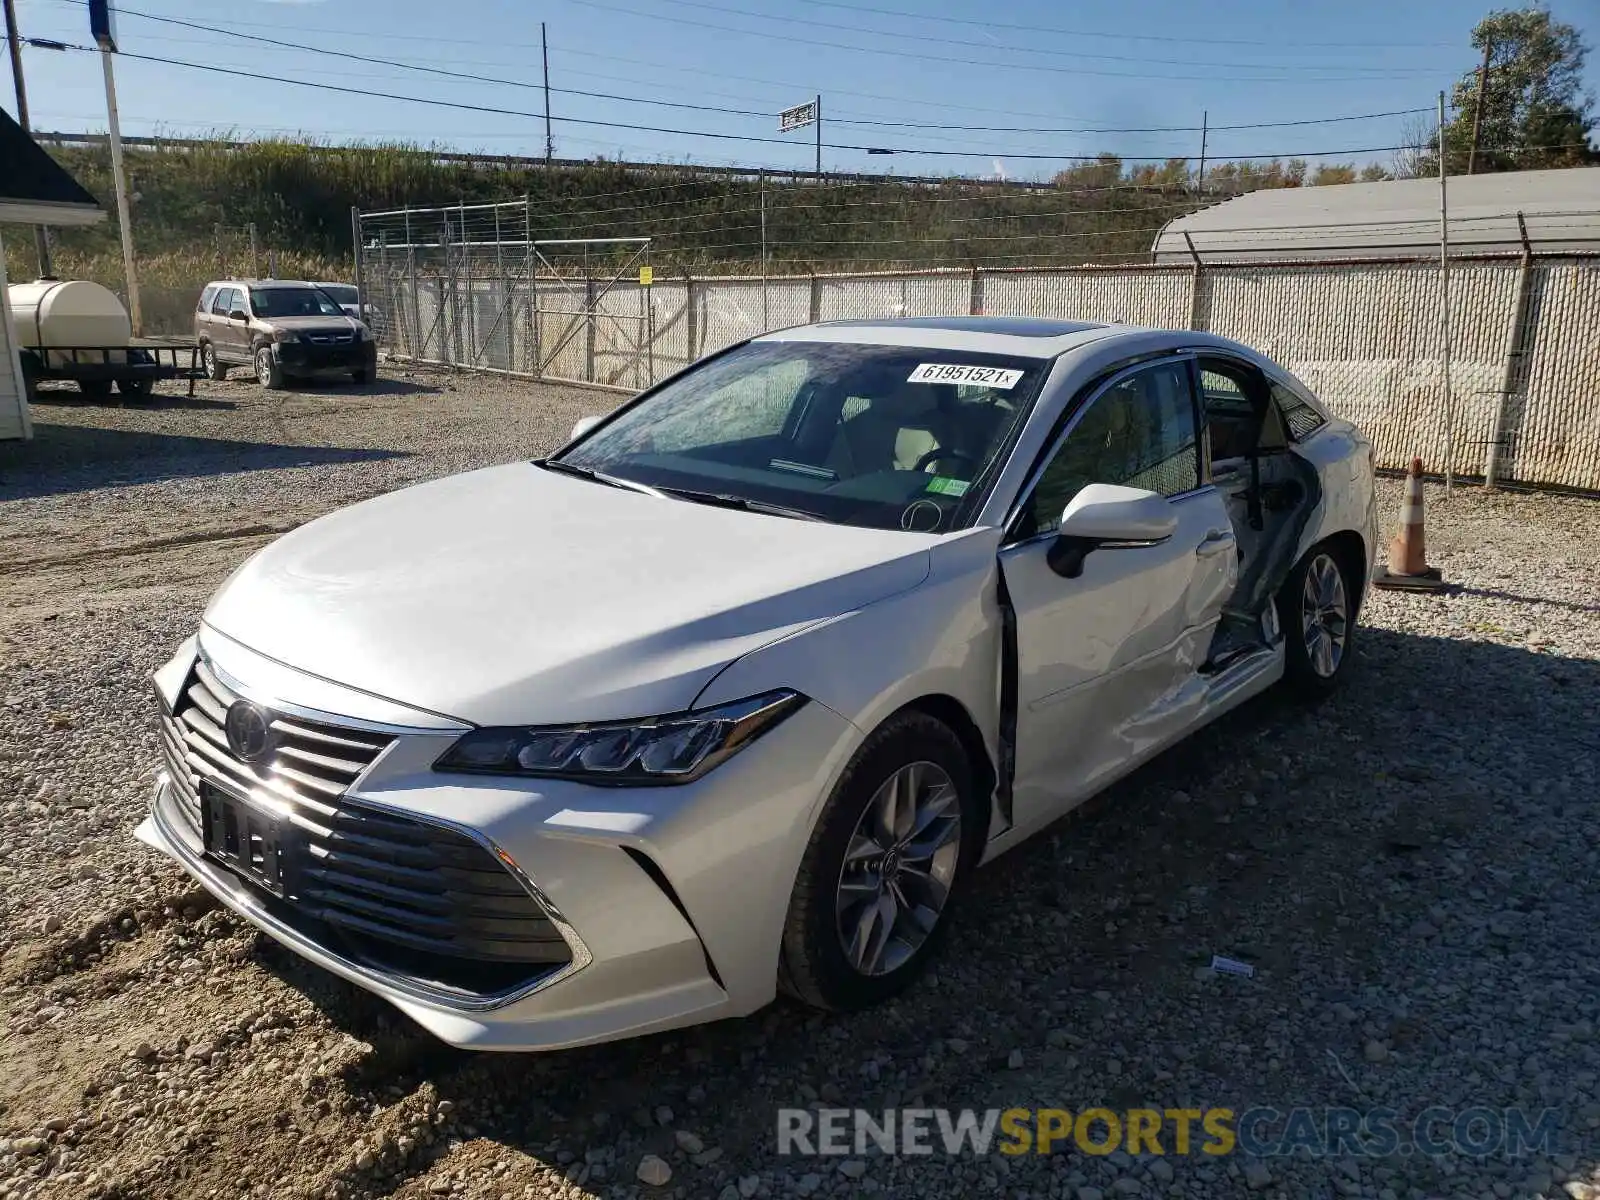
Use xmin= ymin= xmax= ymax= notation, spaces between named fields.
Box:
xmin=357 ymin=202 xmax=1600 ymax=492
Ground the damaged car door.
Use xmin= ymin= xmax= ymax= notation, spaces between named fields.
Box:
xmin=997 ymin=355 xmax=1237 ymax=836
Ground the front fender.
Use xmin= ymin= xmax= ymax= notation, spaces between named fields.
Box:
xmin=693 ymin=528 xmax=1004 ymax=825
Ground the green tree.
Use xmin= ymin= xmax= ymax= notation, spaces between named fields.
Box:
xmin=1427 ymin=7 xmax=1597 ymax=173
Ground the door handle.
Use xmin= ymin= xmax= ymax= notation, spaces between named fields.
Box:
xmin=1195 ymin=529 xmax=1236 ymax=558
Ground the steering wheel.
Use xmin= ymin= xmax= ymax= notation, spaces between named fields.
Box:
xmin=912 ymin=447 xmax=978 ymax=475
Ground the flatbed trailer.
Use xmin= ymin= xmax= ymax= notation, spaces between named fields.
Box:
xmin=19 ymin=342 xmax=204 ymax=401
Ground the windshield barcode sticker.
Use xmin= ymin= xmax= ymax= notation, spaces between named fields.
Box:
xmin=908 ymin=363 xmax=1024 ymax=389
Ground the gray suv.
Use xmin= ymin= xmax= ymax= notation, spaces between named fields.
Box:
xmin=196 ymin=280 xmax=377 ymax=389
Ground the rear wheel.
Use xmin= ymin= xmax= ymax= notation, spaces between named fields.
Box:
xmin=254 ymin=345 xmax=285 ymax=390
xmin=779 ymin=710 xmax=977 ymax=1012
xmin=116 ymin=378 xmax=154 ymax=400
xmin=1278 ymin=543 xmax=1355 ymax=700
xmin=77 ymin=380 xmax=113 ymax=401
xmin=200 ymin=341 xmax=228 ymax=381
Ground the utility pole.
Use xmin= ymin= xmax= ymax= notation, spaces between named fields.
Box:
xmin=1466 ymin=40 xmax=1492 ymax=174
xmin=99 ymin=36 xmax=141 ymax=334
xmin=541 ymin=22 xmax=553 ymax=166
xmin=814 ymin=93 xmax=822 ymax=181
xmin=1196 ymin=110 xmax=1208 ymax=195
xmin=3 ymin=0 xmax=52 ymax=276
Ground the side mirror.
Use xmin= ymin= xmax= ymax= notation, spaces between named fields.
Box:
xmin=228 ymin=309 xmax=248 ymax=322
xmin=570 ymin=414 xmax=604 ymax=441
xmin=1046 ymin=484 xmax=1177 ymax=578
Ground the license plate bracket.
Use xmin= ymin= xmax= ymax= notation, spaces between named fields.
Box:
xmin=200 ymin=782 xmax=299 ymax=898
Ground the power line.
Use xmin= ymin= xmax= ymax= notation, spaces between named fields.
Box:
xmin=39 ymin=40 xmax=1449 ymax=164
xmin=571 ymin=0 xmax=1452 ymax=83
xmin=636 ymin=0 xmax=1453 ymax=74
xmin=786 ymin=0 xmax=1459 ymax=50
xmin=103 ymin=8 xmax=1436 ymax=138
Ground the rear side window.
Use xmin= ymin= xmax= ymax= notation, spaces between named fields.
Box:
xmin=198 ymin=285 xmax=217 ymax=313
xmin=1272 ymin=382 xmax=1328 ymax=440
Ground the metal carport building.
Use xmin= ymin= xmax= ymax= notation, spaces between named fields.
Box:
xmin=1151 ymin=168 xmax=1599 ymax=263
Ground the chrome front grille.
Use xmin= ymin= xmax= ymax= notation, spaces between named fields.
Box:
xmin=156 ymin=657 xmax=572 ymax=995
xmin=160 ymin=658 xmax=391 ymax=835
xmin=306 ymin=331 xmax=354 ymax=345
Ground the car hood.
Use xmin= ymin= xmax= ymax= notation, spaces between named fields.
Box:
xmin=259 ymin=314 xmax=361 ymax=334
xmin=202 ymin=463 xmax=935 ymax=727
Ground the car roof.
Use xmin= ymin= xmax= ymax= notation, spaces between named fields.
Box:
xmin=758 ymin=316 xmax=1124 ymax=358
xmin=205 ymin=279 xmax=324 ymax=288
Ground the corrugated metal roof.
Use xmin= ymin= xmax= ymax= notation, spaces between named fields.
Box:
xmin=1152 ymin=167 xmax=1600 ymax=263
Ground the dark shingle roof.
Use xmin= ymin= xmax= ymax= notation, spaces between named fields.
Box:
xmin=0 ymin=106 xmax=102 ymax=210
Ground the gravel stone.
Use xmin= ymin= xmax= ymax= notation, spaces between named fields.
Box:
xmin=636 ymin=1154 xmax=672 ymax=1186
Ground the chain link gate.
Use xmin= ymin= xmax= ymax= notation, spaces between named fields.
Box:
xmin=356 ymin=201 xmax=653 ymax=389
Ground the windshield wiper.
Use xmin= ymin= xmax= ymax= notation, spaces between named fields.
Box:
xmin=658 ymin=487 xmax=825 ymax=522
xmin=534 ymin=458 xmax=667 ymax=498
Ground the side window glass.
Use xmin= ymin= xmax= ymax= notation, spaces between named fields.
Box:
xmin=1025 ymin=361 xmax=1199 ymax=535
xmin=1272 ymin=382 xmax=1328 ymax=440
xmin=212 ymin=288 xmax=237 ymax=317
xmin=1200 ymin=363 xmax=1261 ymax=462
xmin=198 ymin=285 xmax=217 ymax=314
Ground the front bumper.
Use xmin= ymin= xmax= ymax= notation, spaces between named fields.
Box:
xmin=140 ymin=633 xmax=862 ymax=1051
xmin=272 ymin=340 xmax=376 ymax=375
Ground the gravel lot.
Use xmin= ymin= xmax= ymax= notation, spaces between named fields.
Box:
xmin=1 ymin=368 xmax=1597 ymax=1200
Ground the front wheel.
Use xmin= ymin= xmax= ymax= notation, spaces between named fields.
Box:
xmin=254 ymin=345 xmax=285 ymax=390
xmin=350 ymin=368 xmax=369 ymax=385
xmin=1277 ymin=543 xmax=1356 ymax=700
xmin=779 ymin=711 xmax=977 ymax=1012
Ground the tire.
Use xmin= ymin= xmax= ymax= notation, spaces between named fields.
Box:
xmin=77 ymin=379 xmax=114 ymax=401
xmin=254 ymin=345 xmax=285 ymax=390
xmin=200 ymin=342 xmax=228 ymax=381
xmin=779 ymin=710 xmax=979 ymax=1012
xmin=350 ymin=368 xmax=369 ymax=385
xmin=116 ymin=378 xmax=154 ymax=400
xmin=1277 ymin=542 xmax=1356 ymax=700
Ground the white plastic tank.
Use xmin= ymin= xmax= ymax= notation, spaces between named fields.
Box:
xmin=7 ymin=279 xmax=132 ymax=367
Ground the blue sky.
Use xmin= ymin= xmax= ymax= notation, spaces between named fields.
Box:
xmin=8 ymin=0 xmax=1599 ymax=180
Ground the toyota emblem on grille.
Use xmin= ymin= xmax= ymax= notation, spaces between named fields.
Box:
xmin=225 ymin=700 xmax=277 ymax=763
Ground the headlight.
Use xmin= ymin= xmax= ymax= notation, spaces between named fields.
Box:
xmin=434 ymin=690 xmax=805 ymax=785
xmin=274 ymin=329 xmax=302 ymax=344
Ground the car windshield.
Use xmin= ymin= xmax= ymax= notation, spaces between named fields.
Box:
xmin=319 ymin=285 xmax=357 ymax=304
xmin=250 ymin=287 xmax=344 ymax=318
xmin=555 ymin=340 xmax=1049 ymax=533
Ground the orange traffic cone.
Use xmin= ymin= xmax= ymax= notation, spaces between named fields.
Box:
xmin=1373 ymin=457 xmax=1446 ymax=591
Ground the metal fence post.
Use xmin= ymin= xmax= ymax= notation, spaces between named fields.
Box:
xmin=350 ymin=206 xmax=364 ymax=326
xmin=808 ymin=272 xmax=822 ymax=324
xmin=1184 ymin=232 xmax=1206 ymax=332
xmin=248 ymin=222 xmax=258 ymax=278
xmin=684 ymin=270 xmax=698 ymax=363
xmin=585 ymin=273 xmax=597 ymax=384
xmin=1485 ymin=215 xmax=1538 ymax=490
xmin=406 ymin=208 xmax=420 ymax=358
xmin=969 ymin=267 xmax=984 ymax=316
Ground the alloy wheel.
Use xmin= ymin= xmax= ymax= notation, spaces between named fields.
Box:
xmin=835 ymin=760 xmax=962 ymax=977
xmin=255 ymin=348 xmax=272 ymax=385
xmin=1300 ymin=552 xmax=1349 ymax=678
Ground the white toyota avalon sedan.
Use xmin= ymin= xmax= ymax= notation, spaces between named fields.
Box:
xmin=140 ymin=316 xmax=1377 ymax=1051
